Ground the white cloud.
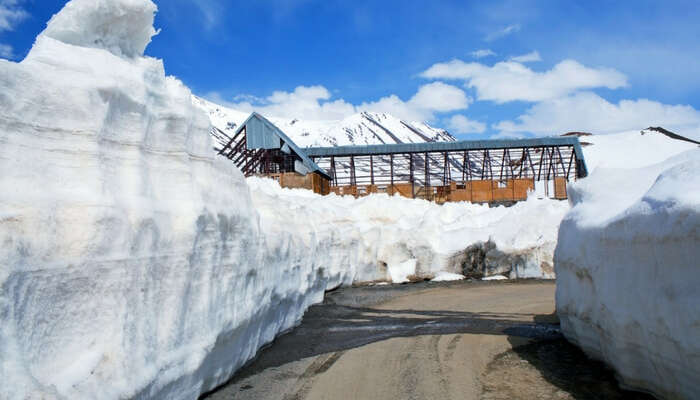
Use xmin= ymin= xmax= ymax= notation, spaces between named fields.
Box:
xmin=358 ymin=82 xmax=471 ymax=121
xmin=0 ymin=0 xmax=27 ymax=32
xmin=421 ymin=59 xmax=627 ymax=103
xmin=446 ymin=114 xmax=486 ymax=134
xmin=495 ymin=91 xmax=700 ymax=139
xmin=0 ymin=43 xmax=12 ymax=59
xmin=404 ymin=82 xmax=471 ymax=113
xmin=215 ymin=82 xmax=471 ymax=123
xmin=485 ymin=24 xmax=520 ymax=42
xmin=220 ymin=85 xmax=356 ymax=121
xmin=509 ymin=50 xmax=541 ymax=63
xmin=471 ymin=49 xmax=496 ymax=59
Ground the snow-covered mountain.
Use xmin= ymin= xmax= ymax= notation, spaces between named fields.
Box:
xmin=192 ymin=96 xmax=456 ymax=151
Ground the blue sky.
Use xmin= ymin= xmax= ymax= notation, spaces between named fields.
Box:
xmin=1 ymin=0 xmax=700 ymax=139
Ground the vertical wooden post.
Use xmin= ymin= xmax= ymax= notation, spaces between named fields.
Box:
xmin=350 ymin=156 xmax=357 ymax=187
xmin=462 ymin=150 xmax=467 ymax=183
xmin=424 ymin=152 xmax=429 ymax=188
xmin=499 ymin=149 xmax=506 ymax=181
xmin=409 ymin=153 xmax=415 ymax=198
xmin=442 ymin=152 xmax=452 ymax=186
xmin=370 ymin=155 xmax=375 ymax=185
xmin=566 ymin=150 xmax=575 ymax=180
xmin=390 ymin=154 xmax=394 ymax=187
xmin=331 ymin=156 xmax=337 ymax=185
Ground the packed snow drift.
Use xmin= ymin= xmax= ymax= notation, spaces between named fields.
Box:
xmin=555 ymin=145 xmax=700 ymax=398
xmin=0 ymin=1 xmax=569 ymax=399
xmin=249 ymin=177 xmax=568 ymax=283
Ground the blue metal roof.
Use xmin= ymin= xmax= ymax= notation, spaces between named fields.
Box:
xmin=305 ymin=137 xmax=588 ymax=177
xmin=234 ymin=112 xmax=330 ymax=179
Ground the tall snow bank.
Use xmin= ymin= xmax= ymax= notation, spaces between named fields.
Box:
xmin=0 ymin=0 xmax=356 ymax=399
xmin=555 ymin=149 xmax=700 ymax=399
xmin=248 ymin=177 xmax=569 ymax=282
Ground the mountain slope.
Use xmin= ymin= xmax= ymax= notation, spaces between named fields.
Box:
xmin=192 ymin=96 xmax=456 ymax=151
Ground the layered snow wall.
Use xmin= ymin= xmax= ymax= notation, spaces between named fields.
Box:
xmin=0 ymin=1 xmax=569 ymax=399
xmin=0 ymin=0 xmax=358 ymax=398
xmin=555 ymin=149 xmax=700 ymax=399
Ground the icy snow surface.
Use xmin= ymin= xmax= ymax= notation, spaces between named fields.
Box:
xmin=555 ymin=142 xmax=700 ymax=398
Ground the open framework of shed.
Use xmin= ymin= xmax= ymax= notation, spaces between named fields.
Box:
xmin=216 ymin=112 xmax=589 ymax=203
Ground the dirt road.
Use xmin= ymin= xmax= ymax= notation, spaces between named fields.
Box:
xmin=204 ymin=280 xmax=650 ymax=400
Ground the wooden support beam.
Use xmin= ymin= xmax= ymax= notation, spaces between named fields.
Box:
xmin=527 ymin=148 xmax=536 ymax=180
xmin=370 ymin=155 xmax=375 ymax=185
xmin=486 ymin=150 xmax=494 ymax=180
xmin=443 ymin=151 xmax=449 ymax=185
xmin=466 ymin=151 xmax=472 ymax=181
xmin=409 ymin=153 xmax=415 ymax=198
xmin=350 ymin=156 xmax=357 ymax=186
xmin=462 ymin=150 xmax=467 ymax=182
xmin=331 ymin=156 xmax=337 ymax=185
xmin=556 ymin=147 xmax=567 ymax=178
xmin=566 ymin=150 xmax=575 ymax=180
xmin=499 ymin=148 xmax=506 ymax=181
xmin=507 ymin=149 xmax=515 ymax=178
xmin=424 ymin=152 xmax=429 ymax=187
xmin=390 ymin=154 xmax=394 ymax=186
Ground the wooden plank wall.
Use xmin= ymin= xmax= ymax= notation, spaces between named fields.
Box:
xmin=267 ymin=174 xmax=563 ymax=204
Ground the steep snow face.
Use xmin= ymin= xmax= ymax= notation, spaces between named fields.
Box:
xmin=192 ymin=96 xmax=456 ymax=151
xmin=555 ymin=149 xmax=700 ymax=399
xmin=0 ymin=1 xmax=360 ymax=399
xmin=249 ymin=178 xmax=569 ymax=282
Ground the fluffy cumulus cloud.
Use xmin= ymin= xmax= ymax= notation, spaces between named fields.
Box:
xmin=495 ymin=91 xmax=700 ymax=139
xmin=471 ymin=49 xmax=496 ymax=59
xmin=446 ymin=114 xmax=486 ymax=134
xmin=509 ymin=51 xmax=541 ymax=63
xmin=218 ymin=82 xmax=470 ymax=122
xmin=421 ymin=59 xmax=627 ymax=103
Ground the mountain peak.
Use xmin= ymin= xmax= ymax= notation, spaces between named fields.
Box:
xmin=193 ymin=96 xmax=456 ymax=151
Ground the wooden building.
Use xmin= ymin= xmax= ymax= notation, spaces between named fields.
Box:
xmin=216 ymin=112 xmax=331 ymax=194
xmin=216 ymin=113 xmax=588 ymax=203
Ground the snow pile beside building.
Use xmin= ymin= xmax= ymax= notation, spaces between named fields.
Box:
xmin=249 ymin=177 xmax=569 ymax=282
xmin=555 ymin=148 xmax=700 ymax=399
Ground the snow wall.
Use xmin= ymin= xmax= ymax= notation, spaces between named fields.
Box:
xmin=0 ymin=1 xmax=566 ymax=399
xmin=555 ymin=149 xmax=700 ymax=399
